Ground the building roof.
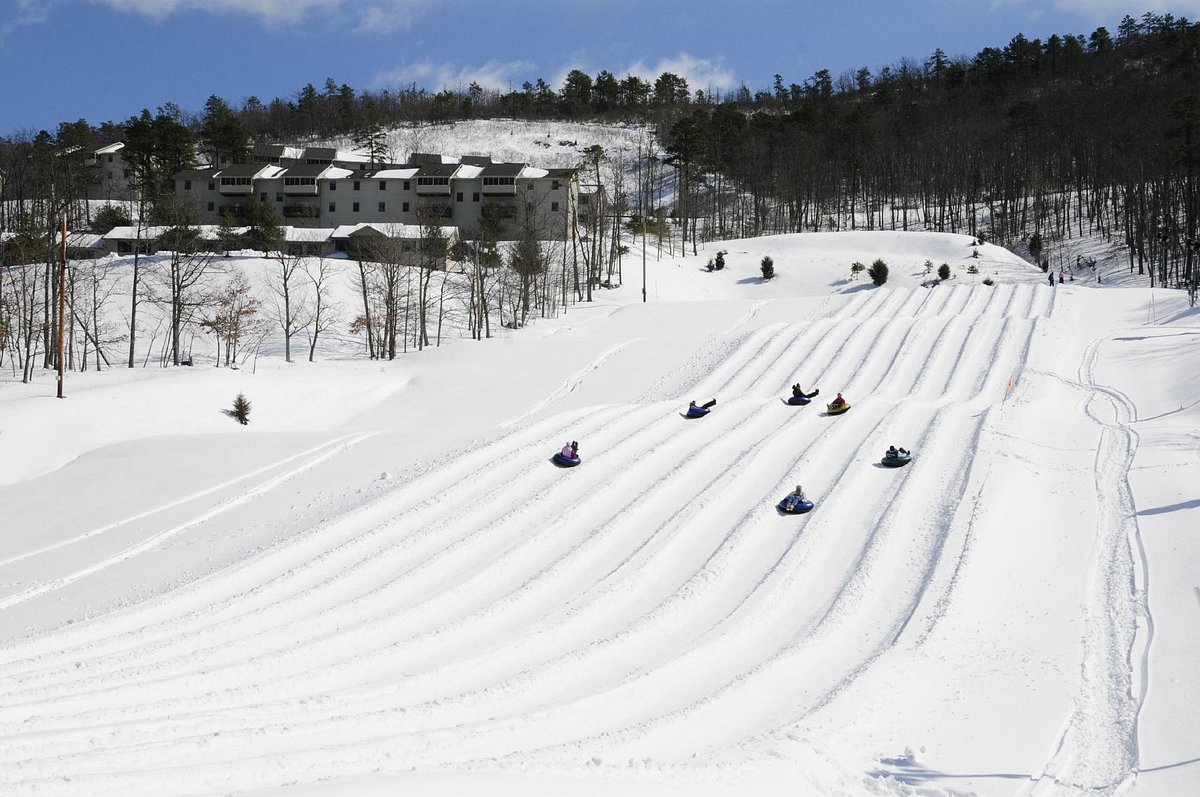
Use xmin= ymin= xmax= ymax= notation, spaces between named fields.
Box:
xmin=283 ymin=226 xmax=334 ymax=242
xmin=415 ymin=163 xmax=460 ymax=178
xmin=369 ymin=167 xmax=419 ymax=179
xmin=93 ymin=142 xmax=125 ymax=155
xmin=408 ymin=153 xmax=446 ymax=166
xmin=216 ymin=163 xmax=281 ymax=179
xmin=280 ymin=163 xmax=335 ymax=179
xmin=66 ymin=232 xmax=105 ymax=249
xmin=331 ymin=222 xmax=456 ymax=240
xmin=303 ymin=146 xmax=337 ymax=160
xmin=103 ymin=225 xmax=171 ymax=241
xmin=174 ymin=168 xmax=219 ymax=180
xmin=481 ymin=163 xmax=525 ymax=177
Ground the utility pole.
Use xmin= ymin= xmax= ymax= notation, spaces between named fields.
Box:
xmin=57 ymin=219 xmax=67 ymax=399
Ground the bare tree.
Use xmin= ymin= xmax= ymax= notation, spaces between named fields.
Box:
xmin=303 ymin=257 xmax=342 ymax=361
xmin=268 ymin=246 xmax=312 ymax=363
xmin=150 ymin=206 xmax=221 ymax=366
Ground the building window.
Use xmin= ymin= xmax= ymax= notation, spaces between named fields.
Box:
xmin=353 ymin=202 xmax=360 ymax=213
xmin=260 ymin=192 xmax=268 ymax=202
xmin=276 ymin=192 xmax=283 ymax=202
xmin=379 ymin=181 xmax=386 ymax=190
xmin=330 ymin=181 xmax=337 ymax=191
xmin=473 ymin=192 xmax=480 ymax=202
xmin=207 ymin=202 xmax=214 ymax=211
xmin=552 ymin=202 xmax=560 ymax=212
xmin=378 ymin=202 xmax=386 ymax=212
xmin=456 ymin=192 xmax=463 ymax=202
xmin=403 ymin=181 xmax=410 ymax=191
xmin=552 ymin=180 xmax=560 ymax=190
xmin=329 ymin=202 xmax=336 ymax=212
xmin=209 ymin=181 xmax=215 ymax=190
xmin=107 ymin=154 xmax=113 ymax=162
xmin=183 ymin=180 xmax=192 ymax=190
xmin=284 ymin=177 xmax=316 ymax=186
xmin=353 ymin=181 xmax=360 ymax=191
xmin=402 ymin=202 xmax=409 ymax=212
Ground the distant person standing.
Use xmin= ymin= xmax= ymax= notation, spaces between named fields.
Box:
xmin=1059 ymin=271 xmax=1065 ymax=284
xmin=1049 ymin=271 xmax=1055 ymax=286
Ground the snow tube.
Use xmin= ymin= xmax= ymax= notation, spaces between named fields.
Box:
xmin=552 ymin=452 xmax=582 ymax=467
xmin=826 ymin=402 xmax=851 ymax=415
xmin=777 ymin=498 xmax=815 ymax=515
xmin=881 ymin=451 xmax=912 ymax=467
xmin=684 ymin=406 xmax=711 ymax=418
xmin=787 ymin=395 xmax=811 ymax=405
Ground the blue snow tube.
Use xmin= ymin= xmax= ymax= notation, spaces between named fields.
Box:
xmin=552 ymin=452 xmax=582 ymax=467
xmin=787 ymin=395 xmax=811 ymax=405
xmin=684 ymin=405 xmax=711 ymax=418
xmin=881 ymin=451 xmax=912 ymax=467
xmin=777 ymin=497 xmax=815 ymax=514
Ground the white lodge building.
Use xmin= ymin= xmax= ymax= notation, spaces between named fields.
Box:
xmin=169 ymin=146 xmax=580 ymax=243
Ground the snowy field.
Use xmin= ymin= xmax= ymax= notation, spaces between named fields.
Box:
xmin=1 ymin=231 xmax=1198 ymax=796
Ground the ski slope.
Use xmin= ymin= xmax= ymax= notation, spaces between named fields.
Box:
xmin=1 ymin=232 xmax=1197 ymax=796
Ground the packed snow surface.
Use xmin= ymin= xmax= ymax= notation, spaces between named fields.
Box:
xmin=1 ymin=231 xmax=1197 ymax=796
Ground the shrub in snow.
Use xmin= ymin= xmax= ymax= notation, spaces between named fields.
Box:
xmin=232 ymin=393 xmax=251 ymax=425
xmin=868 ymin=258 xmax=889 ymax=286
xmin=967 ymin=264 xmax=979 ymax=275
xmin=714 ymin=251 xmax=726 ymax=271
xmin=760 ymin=256 xmax=775 ymax=280
xmin=850 ymin=261 xmax=865 ymax=279
xmin=937 ymin=263 xmax=951 ymax=280
xmin=982 ymin=277 xmax=995 ymax=286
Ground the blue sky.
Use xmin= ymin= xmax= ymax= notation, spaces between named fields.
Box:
xmin=2 ymin=0 xmax=1197 ymax=136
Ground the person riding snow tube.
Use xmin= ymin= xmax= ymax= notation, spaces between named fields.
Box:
xmin=787 ymin=394 xmax=811 ymax=405
xmin=553 ymin=441 xmax=582 ymax=467
xmin=684 ymin=398 xmax=717 ymax=418
xmin=826 ymin=401 xmax=851 ymax=415
xmin=777 ymin=485 xmax=815 ymax=514
xmin=881 ymin=446 xmax=912 ymax=467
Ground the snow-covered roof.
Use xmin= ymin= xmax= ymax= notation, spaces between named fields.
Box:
xmin=369 ymin=167 xmax=419 ymax=179
xmin=331 ymin=223 xmax=456 ymax=240
xmin=520 ymin=166 xmax=549 ymax=179
xmin=283 ymin=226 xmax=334 ymax=242
xmin=326 ymin=167 xmax=354 ymax=179
xmin=456 ymin=164 xmax=485 ymax=179
xmin=93 ymin=142 xmax=124 ymax=155
xmin=66 ymin=232 xmax=105 ymax=249
xmin=216 ymin=163 xmax=284 ymax=179
xmin=103 ymin=225 xmax=171 ymax=241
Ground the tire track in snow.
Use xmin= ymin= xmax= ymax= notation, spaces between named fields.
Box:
xmin=1025 ymin=332 xmax=1147 ymax=796
xmin=499 ymin=338 xmax=644 ymax=428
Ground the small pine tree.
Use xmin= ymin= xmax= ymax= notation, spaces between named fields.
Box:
xmin=923 ymin=259 xmax=934 ymax=276
xmin=232 ymin=392 xmax=251 ymax=425
xmin=850 ymin=261 xmax=865 ymax=279
xmin=760 ymin=255 xmax=775 ymax=280
xmin=937 ymin=263 xmax=951 ymax=280
xmin=967 ymin=264 xmax=979 ymax=275
xmin=982 ymin=277 xmax=995 ymax=286
xmin=868 ymin=258 xmax=889 ymax=286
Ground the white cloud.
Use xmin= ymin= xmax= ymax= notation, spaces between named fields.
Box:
xmin=1062 ymin=0 xmax=1200 ymax=16
xmin=620 ymin=53 xmax=737 ymax=94
xmin=84 ymin=0 xmax=435 ymax=29
xmin=2 ymin=0 xmax=57 ymax=38
xmin=995 ymin=0 xmax=1200 ymax=21
xmin=375 ymin=59 xmax=536 ymax=93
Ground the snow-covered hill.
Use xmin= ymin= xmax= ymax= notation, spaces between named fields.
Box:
xmin=1 ymin=231 xmax=1197 ymax=796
